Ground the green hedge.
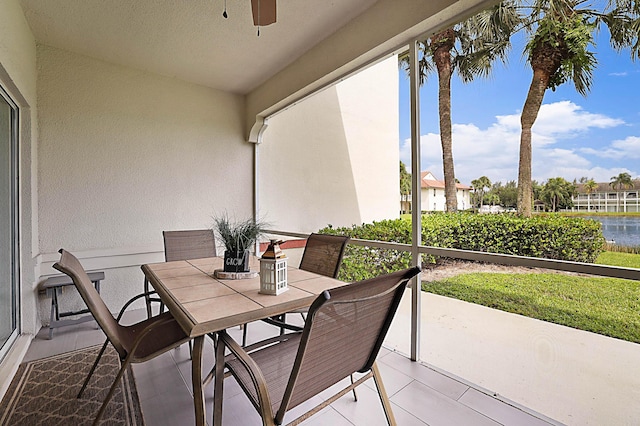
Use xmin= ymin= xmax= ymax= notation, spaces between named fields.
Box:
xmin=320 ymin=213 xmax=605 ymax=281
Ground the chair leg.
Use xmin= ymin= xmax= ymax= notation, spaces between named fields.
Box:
xmin=242 ymin=323 xmax=248 ymax=347
xmin=279 ymin=314 xmax=285 ymax=336
xmin=371 ymin=362 xmax=396 ymax=426
xmin=77 ymin=339 xmax=109 ymax=398
xmin=92 ymin=353 xmax=135 ymax=426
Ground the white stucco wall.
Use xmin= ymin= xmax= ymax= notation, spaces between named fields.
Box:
xmin=422 ymin=188 xmax=445 ymax=212
xmin=0 ymin=0 xmax=38 ymax=333
xmin=421 ymin=188 xmax=472 ymax=211
xmin=258 ymin=56 xmax=399 ymax=233
xmin=458 ymin=189 xmax=471 ymax=211
xmin=0 ymin=0 xmax=38 ymax=395
xmin=35 ymin=45 xmax=252 ymax=314
xmin=338 ymin=57 xmax=400 ymax=223
xmin=0 ymin=0 xmax=37 ymax=103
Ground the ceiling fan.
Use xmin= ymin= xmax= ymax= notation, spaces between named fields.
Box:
xmin=221 ymin=0 xmax=277 ymax=27
xmin=251 ymin=0 xmax=276 ymax=26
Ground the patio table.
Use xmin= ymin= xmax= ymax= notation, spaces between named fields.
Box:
xmin=141 ymin=256 xmax=343 ymax=426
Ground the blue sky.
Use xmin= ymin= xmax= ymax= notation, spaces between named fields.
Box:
xmin=398 ymin=30 xmax=640 ymax=186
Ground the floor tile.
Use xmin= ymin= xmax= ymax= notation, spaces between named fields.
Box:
xmin=364 ymin=360 xmax=414 ymax=397
xmin=392 ymin=380 xmax=500 ymax=426
xmin=298 ymin=407 xmax=353 ymax=425
xmin=331 ymin=381 xmax=426 ymax=426
xmin=459 ymin=388 xmax=555 ymax=426
xmin=381 ymin=351 xmax=469 ymax=400
xmin=21 ymin=307 xmax=557 ymax=426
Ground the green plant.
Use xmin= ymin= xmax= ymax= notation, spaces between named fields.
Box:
xmin=320 ymin=212 xmax=605 ymax=281
xmin=212 ymin=214 xmax=268 ymax=253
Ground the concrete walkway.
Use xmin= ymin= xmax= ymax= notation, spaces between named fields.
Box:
xmin=385 ymin=290 xmax=640 ymax=426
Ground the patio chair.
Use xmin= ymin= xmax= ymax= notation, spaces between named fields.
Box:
xmin=242 ymin=233 xmax=350 ymax=346
xmin=163 ymin=229 xmax=217 ymax=262
xmin=298 ymin=233 xmax=350 ymax=278
xmin=216 ymin=265 xmax=421 ymax=426
xmin=53 ymin=249 xmax=191 ymax=426
xmin=145 ymin=229 xmax=217 ymax=316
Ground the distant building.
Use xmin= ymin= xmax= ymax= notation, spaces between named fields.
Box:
xmin=571 ymin=180 xmax=640 ymax=212
xmin=420 ymin=171 xmax=471 ymax=212
xmin=479 ymin=205 xmax=505 ymax=214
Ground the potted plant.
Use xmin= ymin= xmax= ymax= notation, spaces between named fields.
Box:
xmin=213 ymin=214 xmax=267 ymax=272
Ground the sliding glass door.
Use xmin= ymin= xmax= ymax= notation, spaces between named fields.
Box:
xmin=0 ymin=85 xmax=18 ymax=358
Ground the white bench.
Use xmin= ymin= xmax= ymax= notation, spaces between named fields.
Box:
xmin=41 ymin=271 xmax=105 ymax=339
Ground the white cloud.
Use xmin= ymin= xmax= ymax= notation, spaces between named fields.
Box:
xmin=529 ymin=101 xmax=624 ymax=138
xmin=609 ymin=72 xmax=628 ymax=77
xmin=581 ymin=136 xmax=640 ymax=160
xmin=399 ymin=100 xmax=638 ymax=185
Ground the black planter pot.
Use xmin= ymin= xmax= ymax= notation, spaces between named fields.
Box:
xmin=223 ymin=249 xmax=250 ymax=272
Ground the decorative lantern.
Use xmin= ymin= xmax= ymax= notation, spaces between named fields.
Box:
xmin=259 ymin=240 xmax=288 ymax=295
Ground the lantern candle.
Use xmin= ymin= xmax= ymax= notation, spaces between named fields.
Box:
xmin=259 ymin=240 xmax=288 ymax=295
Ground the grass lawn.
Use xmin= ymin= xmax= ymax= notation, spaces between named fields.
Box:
xmin=596 ymin=251 xmax=640 ymax=268
xmin=424 ymin=253 xmax=640 ymax=343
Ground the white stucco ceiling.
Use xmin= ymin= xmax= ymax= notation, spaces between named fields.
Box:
xmin=19 ymin=0 xmax=378 ymax=94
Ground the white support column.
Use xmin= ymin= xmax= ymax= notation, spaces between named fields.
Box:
xmin=409 ymin=40 xmax=422 ymax=362
xmin=249 ymin=117 xmax=268 ymax=255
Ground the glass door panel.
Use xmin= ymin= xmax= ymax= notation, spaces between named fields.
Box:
xmin=0 ymin=87 xmax=18 ymax=356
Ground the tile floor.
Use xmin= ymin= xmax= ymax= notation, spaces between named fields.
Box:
xmin=24 ymin=309 xmax=562 ymax=426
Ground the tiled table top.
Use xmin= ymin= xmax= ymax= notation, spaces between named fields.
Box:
xmin=142 ymin=256 xmax=343 ymax=338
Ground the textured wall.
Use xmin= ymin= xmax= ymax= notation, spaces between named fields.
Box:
xmin=0 ymin=0 xmax=38 ymax=337
xmin=35 ymin=45 xmax=252 ymax=311
xmin=258 ymin=56 xmax=399 ymax=233
xmin=0 ymin=0 xmax=37 ymax=103
xmin=338 ymin=57 xmax=399 ymax=223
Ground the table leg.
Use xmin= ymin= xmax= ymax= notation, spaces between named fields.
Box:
xmin=213 ymin=332 xmax=225 ymax=426
xmin=191 ymin=336 xmax=206 ymax=426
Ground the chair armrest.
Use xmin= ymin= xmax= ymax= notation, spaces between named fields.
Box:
xmin=261 ymin=316 xmax=304 ymax=333
xmin=218 ymin=330 xmax=275 ymax=419
xmin=241 ymin=332 xmax=302 ymax=354
xmin=116 ymin=291 xmax=162 ymax=322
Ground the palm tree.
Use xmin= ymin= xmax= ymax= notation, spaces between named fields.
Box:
xmin=583 ymin=178 xmax=598 ymax=210
xmin=610 ymin=172 xmax=634 ymax=212
xmin=516 ymin=0 xmax=640 ymax=217
xmin=399 ymin=161 xmax=412 ymax=214
xmin=610 ymin=172 xmax=634 ymax=190
xmin=471 ymin=176 xmax=492 ymax=207
xmin=542 ymin=177 xmax=575 ymax=211
xmin=400 ymin=2 xmax=521 ymax=212
xmin=485 ymin=192 xmax=501 ymax=206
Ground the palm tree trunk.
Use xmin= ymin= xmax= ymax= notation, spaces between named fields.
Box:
xmin=432 ymin=29 xmax=457 ymax=212
xmin=517 ymin=68 xmax=549 ymax=217
xmin=438 ymin=69 xmax=457 ymax=212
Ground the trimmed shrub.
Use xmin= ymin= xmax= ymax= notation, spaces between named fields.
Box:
xmin=320 ymin=213 xmax=605 ymax=281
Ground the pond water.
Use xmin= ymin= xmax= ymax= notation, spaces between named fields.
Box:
xmin=583 ymin=216 xmax=640 ymax=247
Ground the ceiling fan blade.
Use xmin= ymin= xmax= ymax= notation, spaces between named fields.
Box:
xmin=251 ymin=0 xmax=276 ymax=26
